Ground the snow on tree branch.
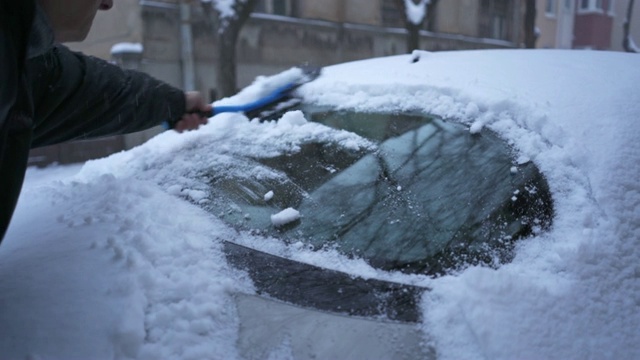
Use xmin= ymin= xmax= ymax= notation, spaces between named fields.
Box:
xmin=200 ymin=0 xmax=251 ymax=21
xmin=404 ymin=0 xmax=430 ymax=25
xmin=201 ymin=0 xmax=253 ymax=31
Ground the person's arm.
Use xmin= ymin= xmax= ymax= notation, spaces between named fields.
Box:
xmin=28 ymin=44 xmax=209 ymax=148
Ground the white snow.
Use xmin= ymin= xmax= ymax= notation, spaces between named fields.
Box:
xmin=264 ymin=190 xmax=274 ymax=201
xmin=270 ymin=208 xmax=301 ymax=227
xmin=215 ymin=67 xmax=307 ymax=108
xmin=212 ymin=0 xmax=235 ymax=19
xmin=299 ymin=49 xmax=640 ymax=359
xmin=200 ymin=0 xmax=237 ymax=19
xmin=2 ymin=49 xmax=640 ymax=359
xmin=404 ymin=0 xmax=430 ymax=25
xmin=110 ymin=42 xmax=143 ymax=55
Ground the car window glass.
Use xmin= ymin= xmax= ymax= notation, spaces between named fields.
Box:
xmin=204 ymin=108 xmax=553 ymax=276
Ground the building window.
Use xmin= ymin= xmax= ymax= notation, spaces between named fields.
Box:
xmin=546 ymin=0 xmax=556 ymax=15
xmin=579 ymin=0 xmax=606 ymax=12
xmin=606 ymin=0 xmax=615 ymax=14
xmin=492 ymin=15 xmax=506 ymax=39
xmin=255 ymin=0 xmax=293 ymax=16
xmin=479 ymin=0 xmax=512 ymax=41
xmin=271 ymin=0 xmax=288 ymax=15
xmin=381 ymin=0 xmax=404 ymax=27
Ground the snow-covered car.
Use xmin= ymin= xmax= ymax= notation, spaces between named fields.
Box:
xmin=1 ymin=49 xmax=639 ymax=360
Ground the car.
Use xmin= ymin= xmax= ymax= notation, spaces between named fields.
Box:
xmin=1 ymin=49 xmax=639 ymax=359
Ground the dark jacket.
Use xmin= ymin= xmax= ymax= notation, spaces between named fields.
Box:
xmin=0 ymin=2 xmax=187 ymax=241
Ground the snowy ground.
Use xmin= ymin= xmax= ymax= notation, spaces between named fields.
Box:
xmin=1 ymin=49 xmax=639 ymax=359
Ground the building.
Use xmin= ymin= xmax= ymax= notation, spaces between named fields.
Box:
xmin=69 ymin=0 xmax=525 ymax=97
xmin=611 ymin=0 xmax=640 ymax=51
xmin=535 ymin=0 xmax=640 ymax=50
xmin=536 ymin=0 xmax=576 ymax=48
xmin=33 ymin=0 xmax=527 ymax=166
xmin=573 ymin=0 xmax=616 ymax=49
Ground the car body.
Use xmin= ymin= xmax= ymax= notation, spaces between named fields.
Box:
xmin=1 ymin=49 xmax=639 ymax=359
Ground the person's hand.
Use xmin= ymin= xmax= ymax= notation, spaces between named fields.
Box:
xmin=173 ymin=91 xmax=211 ymax=133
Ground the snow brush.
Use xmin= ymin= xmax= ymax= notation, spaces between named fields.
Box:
xmin=213 ymin=65 xmax=321 ymax=120
xmin=165 ymin=65 xmax=321 ymax=129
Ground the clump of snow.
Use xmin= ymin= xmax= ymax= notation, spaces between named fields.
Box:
xmin=200 ymin=0 xmax=236 ymax=20
xmin=110 ymin=42 xmax=143 ymax=55
xmin=270 ymin=208 xmax=301 ymax=227
xmin=264 ymin=191 xmax=274 ymax=201
xmin=215 ymin=67 xmax=305 ymax=108
xmin=278 ymin=110 xmax=307 ymax=127
xmin=212 ymin=0 xmax=235 ymax=19
xmin=404 ymin=0 xmax=430 ymax=25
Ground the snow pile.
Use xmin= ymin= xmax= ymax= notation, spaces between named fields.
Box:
xmin=110 ymin=42 xmax=143 ymax=55
xmin=270 ymin=208 xmax=301 ymax=227
xmin=0 ymin=171 xmax=252 ymax=359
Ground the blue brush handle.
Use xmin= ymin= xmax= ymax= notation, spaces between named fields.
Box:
xmin=163 ymin=80 xmax=301 ymax=129
xmin=213 ymin=82 xmax=296 ymax=115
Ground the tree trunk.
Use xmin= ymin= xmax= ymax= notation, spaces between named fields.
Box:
xmin=406 ymin=22 xmax=421 ymax=52
xmin=204 ymin=0 xmax=259 ymax=99
xmin=216 ymin=25 xmax=241 ymax=97
xmin=623 ymin=0 xmax=637 ymax=52
xmin=524 ymin=0 xmax=537 ymax=48
xmin=394 ymin=0 xmax=437 ymax=53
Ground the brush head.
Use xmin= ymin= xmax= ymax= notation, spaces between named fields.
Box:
xmin=297 ymin=65 xmax=322 ymax=84
xmin=244 ymin=65 xmax=322 ymax=121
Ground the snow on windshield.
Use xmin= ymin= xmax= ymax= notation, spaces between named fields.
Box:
xmin=76 ymin=109 xmax=375 ymax=199
xmin=2 ymin=50 xmax=640 ymax=359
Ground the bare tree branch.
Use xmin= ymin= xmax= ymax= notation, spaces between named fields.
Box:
xmin=202 ymin=0 xmax=259 ymax=98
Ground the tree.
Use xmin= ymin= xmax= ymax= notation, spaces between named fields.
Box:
xmin=523 ymin=0 xmax=538 ymax=48
xmin=623 ymin=0 xmax=638 ymax=53
xmin=201 ymin=0 xmax=259 ymax=98
xmin=393 ymin=0 xmax=438 ymax=52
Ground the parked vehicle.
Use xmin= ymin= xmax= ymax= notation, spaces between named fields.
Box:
xmin=2 ymin=49 xmax=638 ymax=359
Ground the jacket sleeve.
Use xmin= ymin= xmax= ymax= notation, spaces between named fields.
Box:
xmin=28 ymin=44 xmax=186 ymax=148
xmin=0 ymin=0 xmax=35 ymax=131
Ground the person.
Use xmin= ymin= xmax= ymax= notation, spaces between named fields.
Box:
xmin=0 ymin=0 xmax=212 ymax=242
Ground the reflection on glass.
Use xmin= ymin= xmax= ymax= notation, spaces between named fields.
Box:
xmin=205 ymin=109 xmax=552 ymax=276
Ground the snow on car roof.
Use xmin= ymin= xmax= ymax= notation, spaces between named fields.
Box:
xmin=2 ymin=49 xmax=639 ymax=359
xmin=299 ymin=49 xmax=640 ymax=359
